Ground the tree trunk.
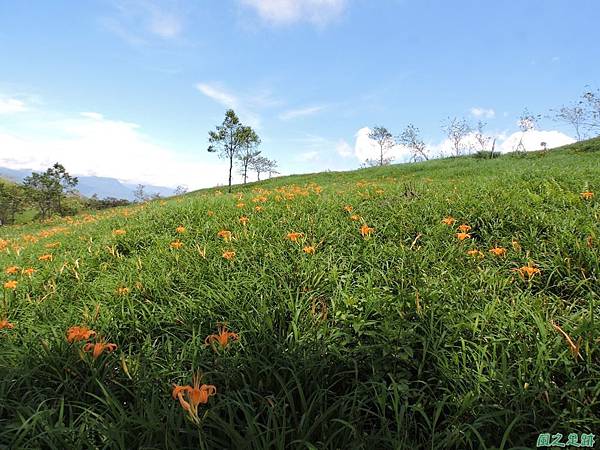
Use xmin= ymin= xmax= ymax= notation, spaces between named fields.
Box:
xmin=228 ymin=154 xmax=233 ymax=193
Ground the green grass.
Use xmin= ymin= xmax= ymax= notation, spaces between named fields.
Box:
xmin=0 ymin=141 xmax=599 ymax=449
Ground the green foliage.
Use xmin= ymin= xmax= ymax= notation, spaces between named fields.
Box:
xmin=0 ymin=182 xmax=26 ymax=225
xmin=22 ymin=163 xmax=79 ymax=219
xmin=0 ymin=145 xmax=598 ymax=449
xmin=208 ymin=109 xmax=261 ymax=192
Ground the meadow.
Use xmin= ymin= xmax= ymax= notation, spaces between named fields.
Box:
xmin=0 ymin=141 xmax=599 ymax=449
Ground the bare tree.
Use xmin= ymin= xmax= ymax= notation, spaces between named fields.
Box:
xmin=133 ymin=184 xmax=148 ymax=203
xmin=367 ymin=126 xmax=395 ymax=166
xmin=582 ymin=88 xmax=600 ymax=136
xmin=515 ymin=108 xmax=540 ymax=152
xmin=398 ymin=124 xmax=429 ymax=162
xmin=551 ymin=103 xmax=587 ymax=141
xmin=250 ymin=156 xmax=271 ymax=181
xmin=174 ymin=185 xmax=188 ymax=195
xmin=265 ymin=159 xmax=279 ymax=178
xmin=442 ymin=117 xmax=472 ymax=156
xmin=474 ymin=120 xmax=491 ymax=153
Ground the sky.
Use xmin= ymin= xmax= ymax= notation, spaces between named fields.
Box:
xmin=1 ymin=0 xmax=599 ymax=189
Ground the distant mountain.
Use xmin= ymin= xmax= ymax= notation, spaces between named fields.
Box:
xmin=0 ymin=167 xmax=175 ymax=201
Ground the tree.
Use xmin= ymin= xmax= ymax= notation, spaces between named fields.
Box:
xmin=398 ymin=124 xmax=429 ymax=162
xmin=23 ymin=163 xmax=78 ymax=219
xmin=582 ymin=88 xmax=600 ymax=136
xmin=551 ymin=102 xmax=587 ymax=141
xmin=266 ymin=159 xmax=280 ymax=178
xmin=208 ymin=109 xmax=260 ymax=192
xmin=367 ymin=126 xmax=395 ymax=166
xmin=174 ymin=185 xmax=188 ymax=195
xmin=249 ymin=156 xmax=272 ymax=181
xmin=133 ymin=184 xmax=148 ymax=203
xmin=474 ymin=120 xmax=491 ymax=153
xmin=0 ymin=183 xmax=26 ymax=225
xmin=442 ymin=117 xmax=472 ymax=156
xmin=236 ymin=128 xmax=261 ymax=184
xmin=515 ymin=108 xmax=540 ymax=152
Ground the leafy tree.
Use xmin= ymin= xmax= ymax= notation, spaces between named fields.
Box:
xmin=398 ymin=124 xmax=429 ymax=162
xmin=442 ymin=117 xmax=472 ymax=156
xmin=236 ymin=128 xmax=262 ymax=184
xmin=23 ymin=163 xmax=78 ymax=219
xmin=208 ymin=109 xmax=260 ymax=192
xmin=0 ymin=183 xmax=26 ymax=225
xmin=367 ymin=126 xmax=395 ymax=166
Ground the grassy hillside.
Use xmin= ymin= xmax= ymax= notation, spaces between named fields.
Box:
xmin=0 ymin=142 xmax=599 ymax=449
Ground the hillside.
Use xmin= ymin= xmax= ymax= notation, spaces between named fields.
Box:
xmin=0 ymin=142 xmax=599 ymax=449
xmin=0 ymin=167 xmax=175 ymax=201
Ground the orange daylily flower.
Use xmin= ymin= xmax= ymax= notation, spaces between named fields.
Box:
xmin=22 ymin=268 xmax=36 ymax=277
xmin=550 ymin=321 xmax=582 ymax=360
xmin=172 ymin=371 xmax=217 ymax=424
xmin=255 ymin=206 xmax=263 ymax=212
xmin=5 ymin=266 xmax=19 ymax=275
xmin=66 ymin=326 xmax=96 ymax=343
xmin=350 ymin=214 xmax=361 ymax=221
xmin=513 ymin=263 xmax=541 ymax=279
xmin=457 ymin=224 xmax=471 ymax=232
xmin=239 ymin=216 xmax=249 ymax=225
xmin=287 ymin=232 xmax=304 ymax=242
xmin=442 ymin=216 xmax=456 ymax=226
xmin=0 ymin=319 xmax=14 ymax=330
xmin=303 ymin=246 xmax=316 ymax=254
xmin=217 ymin=230 xmax=232 ymax=241
xmin=176 ymin=226 xmax=186 ymax=234
xmin=84 ymin=340 xmax=117 ymax=359
xmin=113 ymin=229 xmax=126 ymax=236
xmin=170 ymin=240 xmax=184 ymax=249
xmin=360 ymin=224 xmax=374 ymax=237
xmin=222 ymin=251 xmax=236 ymax=260
xmin=205 ymin=325 xmax=239 ymax=349
xmin=117 ymin=287 xmax=130 ymax=295
xmin=45 ymin=242 xmax=60 ymax=249
xmin=467 ymin=249 xmax=484 ymax=258
xmin=344 ymin=205 xmax=353 ymax=212
xmin=38 ymin=254 xmax=53 ymax=261
xmin=456 ymin=232 xmax=471 ymax=240
xmin=581 ymin=191 xmax=594 ymax=200
xmin=489 ymin=247 xmax=507 ymax=257
xmin=3 ymin=280 xmax=17 ymax=289
xmin=236 ymin=202 xmax=245 ymax=208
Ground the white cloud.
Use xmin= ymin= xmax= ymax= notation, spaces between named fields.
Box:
xmin=103 ymin=0 xmax=184 ymax=43
xmin=0 ymin=112 xmax=230 ymax=189
xmin=499 ymin=129 xmax=574 ymax=153
xmin=296 ymin=150 xmax=319 ymax=162
xmin=239 ymin=0 xmax=347 ymax=26
xmin=335 ymin=139 xmax=353 ymax=157
xmin=0 ymin=98 xmax=27 ymax=114
xmin=195 ymin=82 xmax=276 ymax=129
xmin=196 ymin=83 xmax=238 ymax=109
xmin=279 ymin=105 xmax=326 ymax=120
xmin=470 ymin=107 xmax=496 ymax=119
xmin=353 ymin=127 xmax=411 ymax=163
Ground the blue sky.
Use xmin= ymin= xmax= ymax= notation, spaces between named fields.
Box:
xmin=1 ymin=0 xmax=599 ymax=188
